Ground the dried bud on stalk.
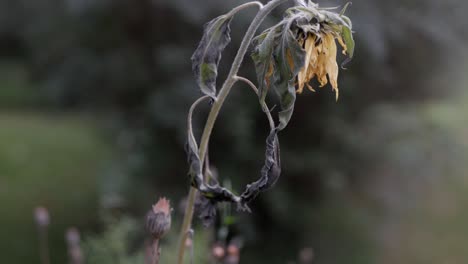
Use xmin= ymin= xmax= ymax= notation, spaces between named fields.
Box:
xmin=34 ymin=206 xmax=50 ymax=264
xmin=146 ymin=197 xmax=172 ymax=239
xmin=34 ymin=207 xmax=50 ymax=227
xmin=65 ymin=227 xmax=83 ymax=264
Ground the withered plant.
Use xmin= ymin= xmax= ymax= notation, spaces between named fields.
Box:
xmin=178 ymin=0 xmax=355 ymax=262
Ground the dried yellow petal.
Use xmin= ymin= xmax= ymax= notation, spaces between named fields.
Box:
xmin=295 ymin=32 xmax=341 ymax=100
xmin=323 ymin=34 xmax=339 ymax=100
xmin=336 ymin=34 xmax=347 ymax=56
xmin=297 ymin=35 xmax=316 ymax=93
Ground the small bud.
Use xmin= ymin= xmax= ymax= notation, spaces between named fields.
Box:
xmin=146 ymin=197 xmax=171 ymax=239
xmin=34 ymin=207 xmax=50 ymax=227
xmin=211 ymin=243 xmax=225 ymax=260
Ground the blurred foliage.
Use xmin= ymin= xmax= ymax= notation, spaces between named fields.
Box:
xmin=1 ymin=0 xmax=468 ymax=263
xmin=0 ymin=112 xmax=111 ymax=263
xmin=82 ymin=217 xmax=210 ymax=264
xmin=83 ymin=218 xmax=145 ymax=264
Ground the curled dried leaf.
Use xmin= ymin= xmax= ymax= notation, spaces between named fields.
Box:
xmin=240 ymin=129 xmax=281 ymax=205
xmin=192 ymin=15 xmax=233 ymax=99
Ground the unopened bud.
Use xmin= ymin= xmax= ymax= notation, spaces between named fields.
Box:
xmin=146 ymin=197 xmax=171 ymax=239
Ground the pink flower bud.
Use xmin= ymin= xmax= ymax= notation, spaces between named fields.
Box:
xmin=146 ymin=197 xmax=171 ymax=239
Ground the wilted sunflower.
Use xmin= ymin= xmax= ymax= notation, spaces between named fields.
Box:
xmin=292 ymin=1 xmax=354 ymax=100
xmin=297 ymin=30 xmax=346 ymax=99
xmin=251 ymin=0 xmax=354 ymax=129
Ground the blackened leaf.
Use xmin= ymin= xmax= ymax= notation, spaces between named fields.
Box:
xmin=273 ymin=23 xmax=306 ymax=130
xmin=191 ymin=15 xmax=232 ymax=99
xmin=251 ymin=27 xmax=280 ymax=103
xmin=240 ymin=129 xmax=281 ymax=205
xmin=186 ymin=134 xmax=242 ymax=207
xmin=195 ymin=194 xmax=217 ymax=227
xmin=186 ymin=133 xmax=202 ymax=189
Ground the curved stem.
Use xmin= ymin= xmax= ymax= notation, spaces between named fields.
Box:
xmin=177 ymin=0 xmax=289 ymax=263
xmin=234 ymin=76 xmax=275 ymax=130
xmin=187 ymin=95 xmax=211 ymax=149
xmin=227 ymin=1 xmax=263 ymax=17
xmin=234 ymin=76 xmax=259 ymax=93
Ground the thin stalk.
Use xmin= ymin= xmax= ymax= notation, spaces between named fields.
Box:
xmin=38 ymin=227 xmax=50 ymax=264
xmin=187 ymin=95 xmax=211 ymax=149
xmin=177 ymin=0 xmax=289 ymax=263
xmin=151 ymin=239 xmax=160 ymax=264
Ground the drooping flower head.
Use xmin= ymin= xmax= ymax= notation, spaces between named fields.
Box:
xmin=291 ymin=1 xmax=355 ymax=100
xmin=251 ymin=1 xmax=354 ymax=129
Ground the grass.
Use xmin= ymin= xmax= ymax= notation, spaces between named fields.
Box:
xmin=0 ymin=111 xmax=111 ymax=264
xmin=0 ymin=62 xmax=42 ymax=107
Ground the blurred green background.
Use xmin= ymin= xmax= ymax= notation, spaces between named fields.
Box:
xmin=1 ymin=0 xmax=468 ymax=263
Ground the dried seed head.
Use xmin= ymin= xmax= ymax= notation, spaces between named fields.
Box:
xmin=34 ymin=207 xmax=50 ymax=227
xmin=146 ymin=197 xmax=172 ymax=239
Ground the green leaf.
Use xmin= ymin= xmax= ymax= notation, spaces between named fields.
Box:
xmin=273 ymin=23 xmax=306 ymax=130
xmin=191 ymin=15 xmax=232 ymax=99
xmin=341 ymin=25 xmax=355 ymax=68
xmin=240 ymin=129 xmax=281 ymax=205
